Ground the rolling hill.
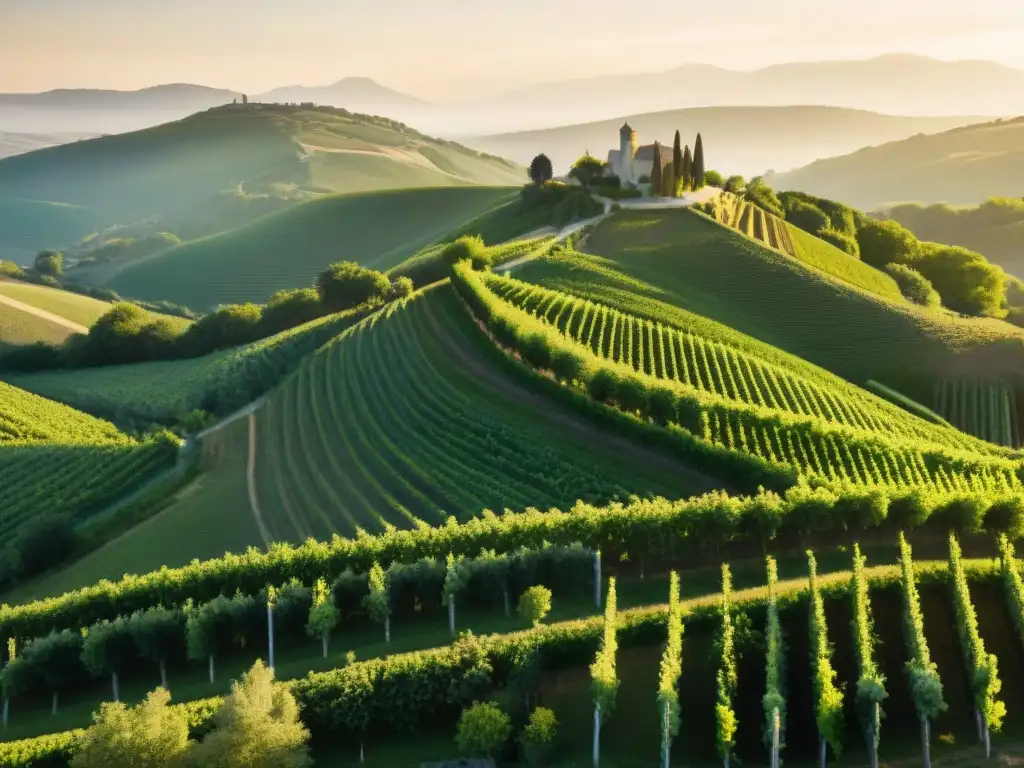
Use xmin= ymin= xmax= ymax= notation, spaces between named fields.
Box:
xmin=105 ymin=186 xmax=517 ymax=309
xmin=0 ymin=104 xmax=525 ymax=264
xmin=767 ymin=116 xmax=1024 ymax=208
xmin=516 ymin=208 xmax=1024 ymax=396
xmin=466 ymin=105 xmax=982 ymax=177
xmin=0 ymin=132 xmax=99 ymax=160
xmin=0 ymin=279 xmax=192 ymax=350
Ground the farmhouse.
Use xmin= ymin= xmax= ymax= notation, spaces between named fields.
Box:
xmin=606 ymin=123 xmax=673 ymax=187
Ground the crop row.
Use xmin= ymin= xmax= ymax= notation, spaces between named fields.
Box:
xmin=0 ymin=436 xmax=179 ymax=538
xmin=0 ymin=382 xmax=128 ymax=445
xmin=253 ymin=289 xmax=636 ymax=540
xmin=453 ymin=262 xmax=1024 ymax=500
xmin=481 ymin=270 xmax=1014 ymax=459
xmin=6 ymin=545 xmax=1024 ymax=768
xmin=934 ymin=378 xmax=1020 ymax=448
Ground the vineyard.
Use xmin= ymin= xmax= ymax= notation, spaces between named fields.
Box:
xmin=455 ymin=262 xmax=1024 ymax=509
xmin=244 ymin=282 xmax=703 ymax=541
xmin=515 ymin=209 xmax=1024 ymax=389
xmin=698 ymin=192 xmax=904 ymax=302
xmin=934 ymin=378 xmax=1021 ymax=448
xmin=0 ymin=382 xmax=179 ymax=538
xmin=5 ymin=534 xmax=1024 ymax=767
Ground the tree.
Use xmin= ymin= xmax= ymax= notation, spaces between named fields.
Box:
xmin=1 ymin=630 xmax=84 ymax=715
xmin=522 ymin=707 xmax=558 ymax=766
xmin=71 ymin=687 xmax=191 ymax=768
xmin=259 ymin=288 xmax=324 ymax=336
xmin=306 ymin=577 xmax=340 ymax=657
xmin=34 ymin=250 xmax=63 ymax=277
xmin=529 ymin=154 xmax=554 ymax=185
xmin=855 ymin=219 xmax=920 ymax=269
xmin=682 ymin=145 xmax=694 ymax=192
xmin=518 ymin=586 xmax=552 ymax=627
xmin=130 ymin=607 xmax=184 ymax=689
xmin=693 ymin=133 xmax=706 ymax=188
xmin=591 ymin=577 xmax=619 ymax=767
xmin=82 ymin=617 xmax=136 ymax=702
xmin=315 ymin=261 xmax=391 ymax=312
xmin=704 ymin=170 xmax=724 ymax=188
xmin=188 ymin=661 xmax=312 ymax=768
xmin=569 ymin=154 xmax=607 ymax=188
xmin=787 ymin=201 xmax=830 ymax=235
xmin=364 ymin=562 xmax=391 ymax=642
xmin=724 ymin=175 xmax=746 ymax=195
xmin=913 ymin=242 xmax=1006 ymax=317
xmin=672 ymin=131 xmax=683 ymax=192
xmin=651 ymin=143 xmax=663 ymax=196
xmin=661 ymin=164 xmax=675 ymax=200
xmin=456 ymin=701 xmax=512 ymax=758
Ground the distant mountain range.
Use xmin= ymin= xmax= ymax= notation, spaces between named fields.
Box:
xmin=2 ymin=55 xmax=1022 ymax=138
xmin=766 ymin=116 xmax=1024 ymax=208
xmin=466 ymin=106 xmax=985 ymax=178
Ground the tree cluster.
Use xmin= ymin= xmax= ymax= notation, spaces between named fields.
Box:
xmin=0 ymin=261 xmax=411 ymax=374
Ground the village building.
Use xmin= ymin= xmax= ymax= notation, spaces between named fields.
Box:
xmin=605 ymin=123 xmax=674 ymax=187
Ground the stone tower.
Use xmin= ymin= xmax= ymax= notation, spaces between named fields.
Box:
xmin=619 ymin=122 xmax=637 ymax=184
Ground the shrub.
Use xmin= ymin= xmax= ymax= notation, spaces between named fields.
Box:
xmin=259 ymin=288 xmax=324 ymax=337
xmin=71 ymin=688 xmax=191 ymax=768
xmin=912 ymin=242 xmax=1007 ymax=317
xmin=723 ymin=175 xmax=745 ymax=195
xmin=456 ymin=702 xmax=512 ymax=758
xmin=884 ymin=264 xmax=941 ymax=308
xmin=856 ymin=219 xmax=920 ymax=269
xmin=521 ymin=707 xmax=558 ymax=766
xmin=817 ymin=228 xmax=860 ymax=258
xmin=316 ymin=261 xmax=391 ymax=312
xmin=0 ymin=260 xmax=25 ymax=278
xmin=387 ymin=276 xmax=414 ymax=301
xmin=34 ymin=250 xmax=63 ymax=277
xmin=744 ymin=178 xmax=784 ymax=218
xmin=518 ymin=586 xmax=552 ymax=626
xmin=786 ymin=201 xmax=830 ymax=235
xmin=703 ymin=170 xmax=725 ymax=188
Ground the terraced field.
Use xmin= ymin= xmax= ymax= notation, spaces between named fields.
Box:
xmin=517 ymin=209 xmax=1024 ymax=390
xmin=0 ymin=382 xmax=179 ymax=537
xmin=460 ymin=265 xmax=1023 ymax=502
xmin=934 ymin=378 xmax=1021 ymax=448
xmin=249 ymin=283 xmax=711 ymax=539
xmin=107 ymin=187 xmax=517 ymax=309
xmin=705 ymin=192 xmax=904 ymax=301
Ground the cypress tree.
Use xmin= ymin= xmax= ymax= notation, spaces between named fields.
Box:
xmin=651 ymin=142 xmax=663 ymax=196
xmin=662 ymin=164 xmax=674 ymax=199
xmin=682 ymin=145 xmax=693 ymax=192
xmin=693 ymin=133 xmax=706 ymax=188
xmin=672 ymin=131 xmax=683 ymax=194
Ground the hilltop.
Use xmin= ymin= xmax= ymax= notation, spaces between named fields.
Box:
xmin=466 ymin=105 xmax=981 ymax=177
xmin=767 ymin=116 xmax=1024 ymax=207
xmin=0 ymin=103 xmax=525 ymax=262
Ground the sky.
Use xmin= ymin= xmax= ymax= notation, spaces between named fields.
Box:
xmin=3 ymin=0 xmax=1024 ymax=100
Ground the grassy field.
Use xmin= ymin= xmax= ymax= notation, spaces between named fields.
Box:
xmin=517 ymin=209 xmax=1024 ymax=390
xmin=107 ymin=187 xmax=516 ymax=309
xmin=0 ymin=280 xmax=113 ymax=327
xmin=0 ymin=381 xmax=179 ymax=539
xmin=4 ymin=308 xmax=365 ymax=422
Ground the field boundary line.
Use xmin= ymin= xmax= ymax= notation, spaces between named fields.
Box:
xmin=246 ymin=412 xmax=271 ymax=545
xmin=0 ymin=292 xmax=89 ymax=334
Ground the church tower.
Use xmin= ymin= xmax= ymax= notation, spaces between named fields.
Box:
xmin=619 ymin=122 xmax=637 ymax=184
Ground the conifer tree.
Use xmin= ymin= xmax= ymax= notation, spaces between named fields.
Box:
xmin=682 ymin=146 xmax=694 ymax=192
xmin=672 ymin=131 xmax=683 ymax=192
xmin=693 ymin=133 xmax=706 ymax=188
xmin=651 ymin=143 xmax=663 ymax=196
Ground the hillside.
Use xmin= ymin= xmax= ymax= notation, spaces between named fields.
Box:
xmin=0 ymin=104 xmax=525 ymax=263
xmin=0 ymin=132 xmax=99 ymax=160
xmin=0 ymin=279 xmax=192 ymax=350
xmin=466 ymin=105 xmax=980 ymax=177
xmin=767 ymin=117 xmax=1024 ymax=208
xmin=883 ymin=197 xmax=1024 ymax=279
xmin=23 ymin=282 xmax=717 ymax=587
xmin=516 ymin=208 xmax=1024 ymax=393
xmin=105 ymin=187 xmax=517 ymax=309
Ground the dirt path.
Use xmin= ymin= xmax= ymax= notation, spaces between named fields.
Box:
xmin=423 ymin=291 xmax=726 ymax=493
xmin=0 ymin=292 xmax=89 ymax=334
xmin=246 ymin=412 xmax=272 ymax=545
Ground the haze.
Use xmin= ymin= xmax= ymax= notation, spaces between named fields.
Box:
xmin=3 ymin=0 xmax=1024 ymax=100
